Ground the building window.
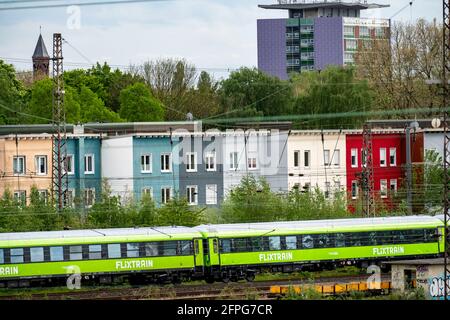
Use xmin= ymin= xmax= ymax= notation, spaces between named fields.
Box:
xmin=205 ymin=152 xmax=216 ymax=171
xmin=324 ymin=150 xmax=330 ymax=166
xmin=346 ymin=39 xmax=357 ymax=50
xmin=13 ymin=156 xmax=25 ymax=175
xmin=390 ymin=148 xmax=397 ymax=166
xmin=380 ymin=148 xmax=387 ymax=167
xmin=141 ymin=154 xmax=152 ymax=173
xmin=335 ymin=180 xmax=341 ymax=192
xmin=380 ymin=180 xmax=388 ymax=198
xmin=390 ymin=179 xmax=397 ymax=193
xmin=161 ymin=187 xmax=171 ymax=204
xmin=206 ymin=184 xmax=217 ymax=205
xmin=304 ymin=150 xmax=310 ymax=168
xmin=35 ymin=155 xmax=47 ymax=175
xmin=84 ymin=154 xmax=94 ymax=174
xmin=14 ymin=190 xmax=26 ymax=206
xmin=84 ymin=188 xmax=95 ymax=207
xmin=186 ymin=152 xmax=197 ymax=172
xmin=161 ymin=153 xmax=172 ymax=172
xmin=351 ymin=181 xmax=358 ymax=199
xmin=294 ymin=151 xmax=300 ymax=168
xmin=303 ymin=182 xmax=311 ymax=193
xmin=344 ymin=26 xmax=354 ymax=36
xmin=186 ymin=186 xmax=198 ymax=205
xmin=66 ymin=189 xmax=75 ymax=207
xmin=325 ymin=182 xmax=331 ymax=199
xmin=64 ymin=154 xmax=74 ymax=175
xmin=38 ymin=190 xmax=48 ymax=203
xmin=142 ymin=187 xmax=153 ymax=198
xmin=333 ymin=150 xmax=340 ymax=166
xmin=248 ymin=156 xmax=257 ymax=170
xmin=351 ymin=149 xmax=358 ymax=168
xmin=360 ymin=26 xmax=370 ymax=37
xmin=230 ymin=152 xmax=238 ymax=170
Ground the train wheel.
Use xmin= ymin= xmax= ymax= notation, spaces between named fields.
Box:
xmin=222 ymin=275 xmax=230 ymax=283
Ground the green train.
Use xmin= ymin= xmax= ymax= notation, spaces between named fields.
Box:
xmin=0 ymin=215 xmax=445 ymax=288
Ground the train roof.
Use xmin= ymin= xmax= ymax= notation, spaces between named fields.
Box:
xmin=0 ymin=226 xmax=199 ymax=242
xmin=195 ymin=215 xmax=443 ymax=235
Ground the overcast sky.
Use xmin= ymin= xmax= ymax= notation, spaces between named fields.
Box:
xmin=0 ymin=0 xmax=442 ymax=80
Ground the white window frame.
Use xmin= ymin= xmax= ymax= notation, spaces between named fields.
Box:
xmin=14 ymin=190 xmax=26 ymax=205
xmin=84 ymin=154 xmax=95 ymax=175
xmin=380 ymin=148 xmax=387 ymax=167
xmin=206 ymin=184 xmax=217 ymax=205
xmin=186 ymin=152 xmax=197 ymax=173
xmin=304 ymin=150 xmax=310 ymax=168
xmin=333 ymin=150 xmax=340 ymax=167
xmin=35 ymin=155 xmax=47 ymax=175
xmin=323 ymin=150 xmax=330 ymax=166
xmin=142 ymin=187 xmax=153 ymax=198
xmin=161 ymin=153 xmax=172 ymax=173
xmin=161 ymin=187 xmax=172 ymax=204
xmin=351 ymin=181 xmax=358 ymax=199
xmin=186 ymin=185 xmax=198 ymax=205
xmin=390 ymin=179 xmax=397 ymax=193
xmin=65 ymin=154 xmax=75 ymax=175
xmin=380 ymin=179 xmax=388 ymax=199
xmin=205 ymin=152 xmax=216 ymax=172
xmin=390 ymin=148 xmax=397 ymax=167
xmin=13 ymin=156 xmax=25 ymax=175
xmin=84 ymin=188 xmax=95 ymax=207
xmin=141 ymin=154 xmax=152 ymax=173
xmin=38 ymin=189 xmax=48 ymax=203
xmin=351 ymin=149 xmax=358 ymax=168
xmin=293 ymin=150 xmax=300 ymax=169
xmin=230 ymin=152 xmax=238 ymax=170
xmin=248 ymin=156 xmax=257 ymax=170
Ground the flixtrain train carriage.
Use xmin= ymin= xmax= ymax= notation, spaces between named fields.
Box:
xmin=0 ymin=226 xmax=204 ymax=288
xmin=195 ymin=215 xmax=444 ymax=283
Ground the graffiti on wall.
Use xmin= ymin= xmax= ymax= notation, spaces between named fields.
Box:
xmin=428 ymin=275 xmax=450 ymax=300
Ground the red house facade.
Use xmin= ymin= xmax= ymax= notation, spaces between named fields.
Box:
xmin=345 ymin=130 xmax=424 ymax=213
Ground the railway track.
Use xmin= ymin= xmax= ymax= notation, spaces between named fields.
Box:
xmin=0 ymin=274 xmax=391 ymax=300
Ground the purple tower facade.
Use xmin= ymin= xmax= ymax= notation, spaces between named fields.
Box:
xmin=314 ymin=17 xmax=344 ymax=71
xmin=257 ymin=19 xmax=288 ymax=80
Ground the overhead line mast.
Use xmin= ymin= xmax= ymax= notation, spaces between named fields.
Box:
xmin=51 ymin=33 xmax=68 ymax=212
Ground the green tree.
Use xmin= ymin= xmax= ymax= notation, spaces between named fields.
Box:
xmin=292 ymin=66 xmax=374 ymax=129
xmin=219 ymin=67 xmax=293 ymax=117
xmin=119 ymin=82 xmax=165 ymax=122
xmin=76 ymin=85 xmax=123 ymax=123
xmin=135 ymin=193 xmax=158 ymax=226
xmin=0 ymin=60 xmax=27 ymax=124
xmin=157 ymin=196 xmax=204 ymax=227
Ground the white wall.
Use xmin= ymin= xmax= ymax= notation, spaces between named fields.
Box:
xmin=101 ymin=136 xmax=134 ymax=202
xmin=287 ymin=131 xmax=347 ymax=196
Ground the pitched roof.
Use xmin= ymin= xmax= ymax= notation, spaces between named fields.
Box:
xmin=32 ymin=34 xmax=49 ymax=59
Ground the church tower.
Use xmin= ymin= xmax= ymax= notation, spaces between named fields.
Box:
xmin=32 ymin=33 xmax=50 ymax=81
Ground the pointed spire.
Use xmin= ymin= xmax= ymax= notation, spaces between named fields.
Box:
xmin=32 ymin=33 xmax=49 ymax=59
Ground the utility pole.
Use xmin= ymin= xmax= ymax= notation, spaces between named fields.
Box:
xmin=405 ymin=126 xmax=413 ymax=215
xmin=443 ymin=0 xmax=450 ymax=301
xmin=51 ymin=33 xmax=68 ymax=212
xmin=361 ymin=123 xmax=374 ymax=217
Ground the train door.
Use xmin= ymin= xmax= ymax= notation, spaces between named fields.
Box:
xmin=208 ymin=237 xmax=220 ymax=266
xmin=193 ymin=238 xmax=203 ymax=269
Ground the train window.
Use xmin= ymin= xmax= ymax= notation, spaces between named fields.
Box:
xmin=368 ymin=232 xmax=378 ymax=246
xmin=30 ymin=247 xmax=44 ymax=262
xmin=233 ymin=239 xmax=248 ymax=253
xmin=126 ymin=243 xmax=140 ymax=258
xmin=88 ymin=245 xmax=102 ymax=260
xmin=69 ymin=246 xmax=83 ymax=260
xmin=316 ymin=234 xmax=331 ymax=248
xmin=144 ymin=243 xmax=159 ymax=257
xmin=335 ymin=234 xmax=346 ymax=247
xmin=425 ymin=229 xmax=436 ymax=242
xmin=180 ymin=241 xmax=193 ymax=255
xmin=50 ymin=247 xmax=64 ymax=261
xmin=0 ymin=249 xmax=3 ymax=264
xmin=378 ymin=231 xmax=392 ymax=245
xmin=108 ymin=244 xmax=121 ymax=258
xmin=220 ymin=239 xmax=231 ymax=253
xmin=352 ymin=234 xmax=363 ymax=246
xmin=392 ymin=231 xmax=407 ymax=244
xmin=268 ymin=237 xmax=281 ymax=251
xmin=302 ymin=235 xmax=314 ymax=249
xmin=162 ymin=242 xmax=177 ymax=256
xmin=286 ymin=236 xmax=297 ymax=250
xmin=10 ymin=248 xmax=24 ymax=264
xmin=250 ymin=237 xmax=264 ymax=252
